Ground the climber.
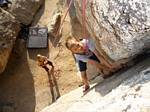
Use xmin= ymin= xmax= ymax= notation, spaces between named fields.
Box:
xmin=65 ymin=36 xmax=115 ymax=92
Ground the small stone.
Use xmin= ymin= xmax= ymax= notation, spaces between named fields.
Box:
xmin=134 ymin=85 xmax=141 ymax=91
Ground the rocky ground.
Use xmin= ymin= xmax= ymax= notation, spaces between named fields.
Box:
xmin=41 ymin=56 xmax=150 ymax=112
xmin=0 ymin=0 xmax=81 ymax=112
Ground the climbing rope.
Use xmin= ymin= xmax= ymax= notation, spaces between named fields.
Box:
xmin=82 ymin=0 xmax=87 ymax=39
xmin=57 ymin=0 xmax=88 ymax=38
xmin=82 ymin=0 xmax=89 ymax=51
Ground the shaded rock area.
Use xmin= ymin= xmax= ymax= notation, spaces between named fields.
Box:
xmin=8 ymin=0 xmax=44 ymax=25
xmin=69 ymin=0 xmax=150 ymax=65
xmin=41 ymin=56 xmax=150 ymax=112
xmin=0 ymin=8 xmax=20 ymax=74
xmin=0 ymin=0 xmax=45 ymax=73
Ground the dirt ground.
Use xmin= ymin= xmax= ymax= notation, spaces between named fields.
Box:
xmin=0 ymin=0 xmax=81 ymax=112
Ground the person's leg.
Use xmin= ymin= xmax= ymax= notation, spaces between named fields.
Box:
xmin=80 ymin=71 xmax=90 ymax=92
xmin=88 ymin=53 xmax=112 ymax=76
xmin=88 ymin=59 xmax=110 ymax=75
xmin=78 ymin=61 xmax=90 ymax=92
xmin=80 ymin=71 xmax=89 ymax=87
xmin=88 ymin=59 xmax=109 ymax=70
xmin=90 ymin=53 xmax=120 ymax=72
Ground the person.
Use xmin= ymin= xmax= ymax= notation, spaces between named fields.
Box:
xmin=37 ymin=54 xmax=61 ymax=101
xmin=65 ymin=36 xmax=116 ymax=92
xmin=37 ymin=54 xmax=54 ymax=71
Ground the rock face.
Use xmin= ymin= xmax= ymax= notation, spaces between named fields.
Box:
xmin=8 ymin=0 xmax=44 ymax=25
xmin=69 ymin=0 xmax=150 ymax=64
xmin=41 ymin=57 xmax=150 ymax=112
xmin=0 ymin=8 xmax=20 ymax=73
xmin=0 ymin=0 xmax=44 ymax=73
xmin=47 ymin=11 xmax=62 ymax=38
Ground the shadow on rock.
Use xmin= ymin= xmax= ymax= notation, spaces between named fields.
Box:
xmin=0 ymin=39 xmax=36 ymax=112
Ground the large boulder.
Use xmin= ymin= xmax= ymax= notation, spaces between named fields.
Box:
xmin=69 ymin=0 xmax=150 ymax=64
xmin=8 ymin=0 xmax=44 ymax=25
xmin=0 ymin=8 xmax=20 ymax=73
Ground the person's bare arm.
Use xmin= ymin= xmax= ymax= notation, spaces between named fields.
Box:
xmin=93 ymin=49 xmax=113 ymax=69
xmin=46 ymin=59 xmax=54 ymax=67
